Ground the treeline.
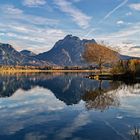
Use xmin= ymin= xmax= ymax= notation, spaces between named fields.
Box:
xmin=111 ymin=59 xmax=140 ymax=75
xmin=0 ymin=65 xmax=98 ymax=71
xmin=0 ymin=66 xmax=40 ymax=70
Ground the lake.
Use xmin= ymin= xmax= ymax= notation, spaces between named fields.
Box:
xmin=0 ymin=73 xmax=139 ymax=140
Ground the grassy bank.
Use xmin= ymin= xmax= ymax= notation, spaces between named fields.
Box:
xmin=0 ymin=69 xmax=102 ymax=73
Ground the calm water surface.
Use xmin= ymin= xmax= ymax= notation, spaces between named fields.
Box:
xmin=0 ymin=73 xmax=140 ymax=140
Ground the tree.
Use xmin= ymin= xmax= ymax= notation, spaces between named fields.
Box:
xmin=111 ymin=59 xmax=139 ymax=75
xmin=111 ymin=60 xmax=128 ymax=74
xmin=128 ymin=59 xmax=137 ymax=74
xmin=83 ymin=43 xmax=119 ymax=73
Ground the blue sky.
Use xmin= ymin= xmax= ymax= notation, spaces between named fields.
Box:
xmin=0 ymin=0 xmax=140 ymax=56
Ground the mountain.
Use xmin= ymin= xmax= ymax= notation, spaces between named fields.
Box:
xmin=1 ymin=35 xmax=139 ymax=67
xmin=120 ymin=54 xmax=140 ymax=60
xmin=20 ymin=50 xmax=36 ymax=57
xmin=0 ymin=43 xmax=48 ymax=66
xmin=35 ymin=35 xmax=96 ymax=66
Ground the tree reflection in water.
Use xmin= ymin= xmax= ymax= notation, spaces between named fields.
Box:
xmin=82 ymin=80 xmax=120 ymax=111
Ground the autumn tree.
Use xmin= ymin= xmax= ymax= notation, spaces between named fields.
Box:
xmin=83 ymin=43 xmax=119 ymax=73
xmin=128 ymin=59 xmax=137 ymax=74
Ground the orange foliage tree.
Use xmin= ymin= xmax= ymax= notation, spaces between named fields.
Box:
xmin=83 ymin=43 xmax=119 ymax=73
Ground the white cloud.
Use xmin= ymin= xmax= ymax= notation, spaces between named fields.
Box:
xmin=126 ymin=12 xmax=132 ymax=16
xmin=91 ymin=22 xmax=140 ymax=57
xmin=129 ymin=3 xmax=140 ymax=11
xmin=1 ymin=5 xmax=23 ymax=15
xmin=0 ymin=33 xmax=5 ymax=36
xmin=0 ymin=4 xmax=66 ymax=53
xmin=117 ymin=20 xmax=124 ymax=25
xmin=94 ymin=22 xmax=140 ymax=41
xmin=1 ymin=5 xmax=58 ymax=26
xmin=0 ymin=22 xmax=66 ymax=53
xmin=54 ymin=0 xmax=91 ymax=29
xmin=23 ymin=0 xmax=46 ymax=7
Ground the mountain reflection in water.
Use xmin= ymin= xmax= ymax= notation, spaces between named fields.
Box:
xmin=0 ymin=73 xmax=121 ymax=107
xmin=0 ymin=73 xmax=139 ymax=140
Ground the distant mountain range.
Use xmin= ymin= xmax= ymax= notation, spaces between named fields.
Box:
xmin=0 ymin=35 xmax=139 ymax=66
xmin=0 ymin=43 xmax=47 ymax=66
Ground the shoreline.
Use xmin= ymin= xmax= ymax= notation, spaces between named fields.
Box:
xmin=1 ymin=69 xmax=139 ymax=79
xmin=0 ymin=69 xmax=101 ymax=73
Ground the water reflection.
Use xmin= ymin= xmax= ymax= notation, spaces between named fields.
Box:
xmin=0 ymin=73 xmax=139 ymax=140
xmin=130 ymin=126 xmax=140 ymax=140
xmin=0 ymin=73 xmax=139 ymax=110
xmin=82 ymin=81 xmax=120 ymax=111
xmin=0 ymin=73 xmax=120 ymax=106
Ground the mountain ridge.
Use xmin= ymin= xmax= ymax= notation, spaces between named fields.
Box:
xmin=0 ymin=35 xmax=140 ymax=66
xmin=35 ymin=35 xmax=97 ymax=66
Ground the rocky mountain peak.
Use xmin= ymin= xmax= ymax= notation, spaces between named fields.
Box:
xmin=64 ymin=34 xmax=80 ymax=41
